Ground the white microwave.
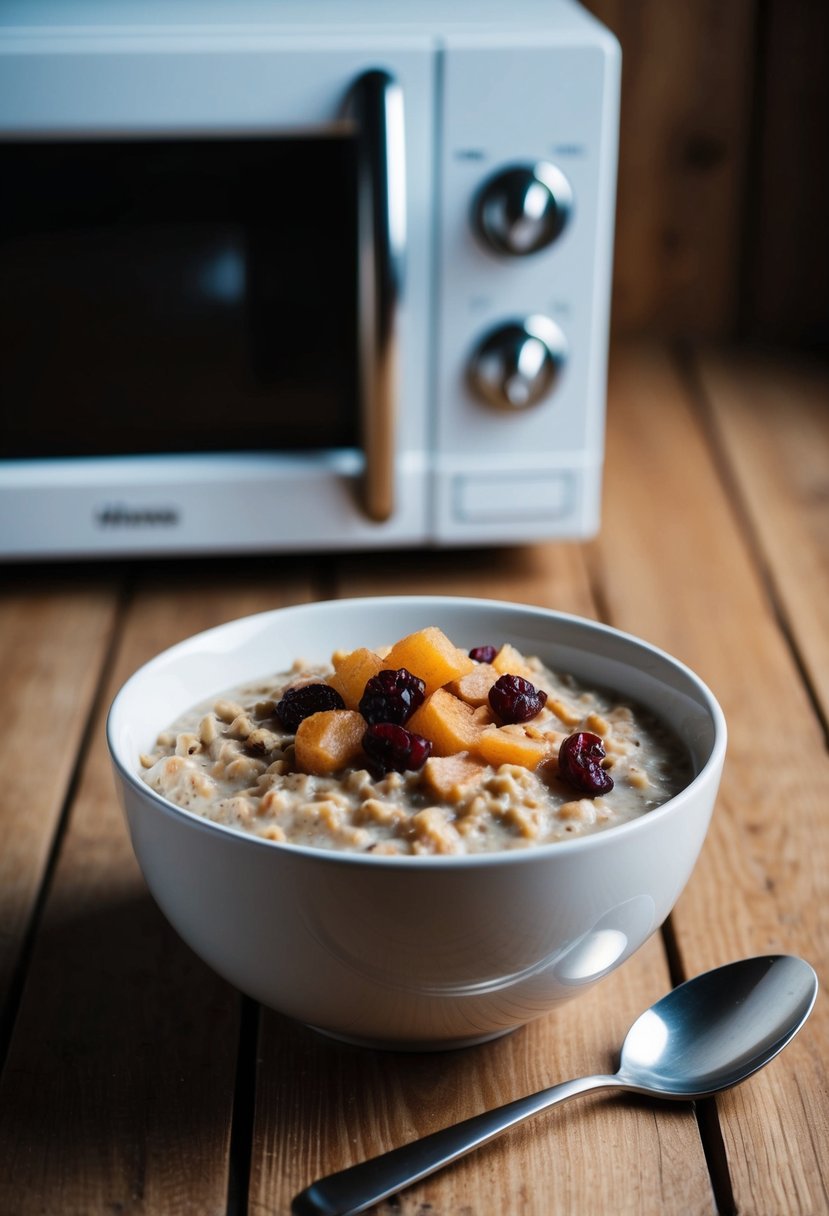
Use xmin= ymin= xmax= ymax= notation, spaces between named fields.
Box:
xmin=0 ymin=0 xmax=620 ymax=559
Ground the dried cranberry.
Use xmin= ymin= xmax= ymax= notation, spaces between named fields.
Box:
xmin=275 ymin=683 xmax=345 ymax=732
xmin=557 ymin=732 xmax=614 ymax=797
xmin=469 ymin=644 xmax=498 ymax=664
xmin=359 ymin=668 xmax=426 ymax=725
xmin=362 ymin=723 xmax=432 ymax=777
xmin=488 ymin=674 xmax=547 ymax=724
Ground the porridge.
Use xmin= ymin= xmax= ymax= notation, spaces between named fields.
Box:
xmin=140 ymin=625 xmax=691 ymax=855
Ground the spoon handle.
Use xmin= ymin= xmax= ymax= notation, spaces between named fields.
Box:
xmin=291 ymin=1072 xmax=618 ymax=1216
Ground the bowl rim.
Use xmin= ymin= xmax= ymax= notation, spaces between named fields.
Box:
xmin=107 ymin=594 xmax=728 ymax=870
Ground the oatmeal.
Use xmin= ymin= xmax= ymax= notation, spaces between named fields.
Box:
xmin=140 ymin=625 xmax=691 ymax=855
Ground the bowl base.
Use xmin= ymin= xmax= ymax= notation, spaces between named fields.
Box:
xmin=308 ymin=1023 xmax=518 ymax=1053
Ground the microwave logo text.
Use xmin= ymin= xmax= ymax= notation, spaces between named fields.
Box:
xmin=95 ymin=504 xmax=181 ymax=528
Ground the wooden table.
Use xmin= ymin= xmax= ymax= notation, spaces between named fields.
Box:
xmin=1 ymin=345 xmax=827 ymax=1215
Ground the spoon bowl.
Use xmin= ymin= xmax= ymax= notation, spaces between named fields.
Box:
xmin=619 ymin=954 xmax=818 ymax=1097
xmin=293 ymin=955 xmax=818 ymax=1216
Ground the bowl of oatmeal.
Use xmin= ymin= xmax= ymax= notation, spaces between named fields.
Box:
xmin=107 ymin=596 xmax=726 ymax=1050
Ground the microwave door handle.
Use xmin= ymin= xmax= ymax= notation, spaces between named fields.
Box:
xmin=348 ymin=69 xmax=406 ymax=523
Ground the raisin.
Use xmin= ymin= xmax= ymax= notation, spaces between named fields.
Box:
xmin=469 ymin=644 xmax=498 ymax=664
xmin=557 ymin=731 xmax=614 ymax=797
xmin=362 ymin=723 xmax=432 ymax=777
xmin=274 ymin=683 xmax=345 ymax=732
xmin=488 ymin=674 xmax=547 ymax=724
xmin=359 ymin=668 xmax=426 ymax=726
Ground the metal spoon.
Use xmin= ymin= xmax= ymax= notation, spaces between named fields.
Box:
xmin=292 ymin=955 xmax=817 ymax=1216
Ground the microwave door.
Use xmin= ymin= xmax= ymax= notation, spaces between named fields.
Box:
xmin=346 ymin=70 xmax=406 ymax=524
xmin=0 ymin=70 xmax=406 ymax=511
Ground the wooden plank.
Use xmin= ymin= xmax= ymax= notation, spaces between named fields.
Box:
xmin=253 ymin=937 xmax=710 ymax=1216
xmin=740 ymin=0 xmax=829 ymax=348
xmin=326 ymin=540 xmax=597 ymax=614
xmin=694 ymin=350 xmax=829 ymax=726
xmin=249 ymin=544 xmax=715 ymax=1214
xmin=0 ymin=570 xmax=120 ymax=1020
xmin=0 ymin=564 xmax=316 ymax=1216
xmin=592 ymin=344 xmax=829 ymax=1214
xmin=584 ymin=0 xmax=756 ymax=338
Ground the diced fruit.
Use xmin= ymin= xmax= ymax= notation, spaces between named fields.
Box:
xmin=275 ymin=683 xmax=345 ymax=732
xmin=362 ymin=723 xmax=432 ymax=776
xmin=421 ymin=754 xmax=488 ymax=803
xmin=492 ymin=643 xmax=539 ymax=683
xmin=557 ymin=731 xmax=614 ymax=796
xmin=475 ymin=725 xmax=550 ymax=770
xmin=359 ymin=668 xmax=426 ymax=725
xmin=547 ymin=697 xmax=583 ymax=727
xmin=327 ymin=647 xmax=385 ymax=709
xmin=449 ymin=664 xmax=498 ymax=707
xmin=294 ymin=710 xmax=366 ymax=775
xmin=471 ymin=704 xmax=497 ymax=727
xmin=407 ymin=687 xmax=483 ymax=756
xmin=383 ymin=626 xmax=474 ymax=696
xmin=488 ymin=674 xmax=547 ymax=724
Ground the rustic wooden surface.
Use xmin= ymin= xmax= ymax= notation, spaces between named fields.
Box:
xmin=583 ymin=0 xmax=828 ymax=349
xmin=0 ymin=344 xmax=827 ymax=1215
xmin=585 ymin=0 xmax=757 ymax=339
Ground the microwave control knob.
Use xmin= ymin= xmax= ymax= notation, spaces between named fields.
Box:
xmin=468 ymin=316 xmax=567 ymax=411
xmin=474 ymin=162 xmax=573 ymax=256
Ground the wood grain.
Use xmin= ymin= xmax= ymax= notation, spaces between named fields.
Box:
xmin=329 ymin=540 xmax=597 ymax=615
xmin=251 ymin=937 xmax=710 ymax=1216
xmin=741 ymin=0 xmax=829 ymax=349
xmin=584 ymin=0 xmax=756 ymax=339
xmin=694 ymin=350 xmax=829 ymax=727
xmin=593 ymin=344 xmax=829 ymax=1215
xmin=0 ymin=567 xmax=315 ymax=1215
xmin=0 ymin=573 xmax=120 ymax=1019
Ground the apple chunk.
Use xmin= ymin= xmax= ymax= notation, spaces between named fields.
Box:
xmin=294 ymin=710 xmax=366 ymax=775
xmin=407 ymin=688 xmax=483 ymax=756
xmin=327 ymin=648 xmax=385 ymax=710
xmin=384 ymin=626 xmax=474 ymax=696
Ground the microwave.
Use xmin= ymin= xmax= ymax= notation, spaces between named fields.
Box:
xmin=0 ymin=0 xmax=620 ymax=559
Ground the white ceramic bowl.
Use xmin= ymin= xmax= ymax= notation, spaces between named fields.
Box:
xmin=107 ymin=596 xmax=726 ymax=1050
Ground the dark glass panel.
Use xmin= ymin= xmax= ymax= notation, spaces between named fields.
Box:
xmin=0 ymin=137 xmax=358 ymax=457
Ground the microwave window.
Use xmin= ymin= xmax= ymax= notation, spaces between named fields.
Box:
xmin=0 ymin=138 xmax=359 ymax=458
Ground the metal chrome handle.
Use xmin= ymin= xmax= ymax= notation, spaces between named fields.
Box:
xmin=291 ymin=1073 xmax=617 ymax=1216
xmin=347 ymin=70 xmax=406 ymax=523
